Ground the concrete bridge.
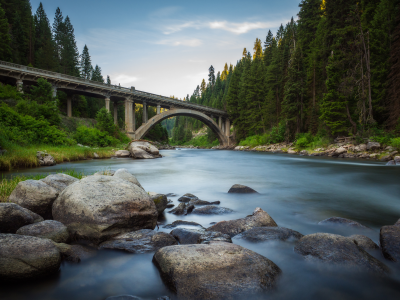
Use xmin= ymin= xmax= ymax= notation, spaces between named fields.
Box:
xmin=0 ymin=60 xmax=233 ymax=146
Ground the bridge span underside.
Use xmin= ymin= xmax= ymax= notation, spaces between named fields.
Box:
xmin=134 ymin=109 xmax=231 ymax=146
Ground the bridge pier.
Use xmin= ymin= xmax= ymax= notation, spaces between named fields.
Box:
xmin=225 ymin=118 xmax=230 ymax=136
xmin=52 ymin=85 xmax=57 ymax=98
xmin=132 ymin=102 xmax=136 ymax=131
xmin=124 ymin=98 xmax=134 ymax=134
xmin=142 ymin=101 xmax=148 ymax=123
xmin=218 ymin=116 xmax=222 ymax=129
xmin=105 ymin=97 xmax=110 ymax=112
xmin=16 ymin=79 xmax=23 ymax=93
xmin=67 ymin=95 xmax=72 ymax=117
xmin=157 ymin=104 xmax=160 ymax=115
xmin=113 ymin=102 xmax=118 ymax=126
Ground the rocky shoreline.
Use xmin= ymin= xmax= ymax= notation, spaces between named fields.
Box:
xmin=1 ymin=170 xmax=399 ymax=299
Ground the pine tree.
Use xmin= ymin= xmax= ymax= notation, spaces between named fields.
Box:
xmin=80 ymin=44 xmax=92 ymax=79
xmin=0 ymin=3 xmax=11 ymax=61
xmin=221 ymin=63 xmax=229 ymax=81
xmin=208 ymin=65 xmax=215 ymax=86
xmin=60 ymin=16 xmax=79 ymax=76
xmin=200 ymin=79 xmax=206 ymax=95
xmin=107 ymin=75 xmax=111 ymax=85
xmin=253 ymin=38 xmax=263 ymax=59
xmin=52 ymin=7 xmax=63 ymax=67
xmin=264 ymin=30 xmax=273 ymax=49
xmin=91 ymin=65 xmax=104 ymax=82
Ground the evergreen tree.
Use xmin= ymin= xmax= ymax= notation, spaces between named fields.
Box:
xmin=52 ymin=7 xmax=64 ymax=66
xmin=80 ymin=44 xmax=92 ymax=79
xmin=91 ymin=65 xmax=104 ymax=82
xmin=253 ymin=38 xmax=263 ymax=59
xmin=107 ymin=75 xmax=111 ymax=85
xmin=60 ymin=16 xmax=79 ymax=76
xmin=221 ymin=63 xmax=229 ymax=81
xmin=264 ymin=30 xmax=273 ymax=49
xmin=208 ymin=65 xmax=215 ymax=86
xmin=0 ymin=4 xmax=11 ymax=61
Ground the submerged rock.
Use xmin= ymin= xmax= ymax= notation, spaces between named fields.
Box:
xmin=113 ymin=168 xmax=144 ymax=189
xmin=318 ymin=217 xmax=367 ymax=228
xmin=348 ymin=235 xmax=379 ymax=250
xmin=207 ymin=207 xmax=278 ymax=237
xmin=198 ymin=231 xmax=232 ymax=244
xmin=52 ymin=242 xmax=97 ymax=263
xmin=380 ymin=223 xmax=400 ymax=262
xmin=52 ymin=176 xmax=158 ymax=243
xmin=40 ymin=174 xmax=79 ymax=193
xmin=234 ymin=227 xmax=303 ymax=242
xmin=105 ymin=296 xmax=143 ymax=300
xmin=8 ymin=180 xmax=59 ymax=219
xmin=192 ymin=205 xmax=233 ymax=215
xmin=228 ymin=184 xmax=258 ymax=194
xmin=177 ymin=193 xmax=198 ymax=203
xmin=16 ymin=220 xmax=69 ymax=243
xmin=99 ymin=229 xmax=177 ymax=253
xmin=170 ymin=228 xmax=205 ymax=245
xmin=153 ymin=243 xmax=281 ymax=300
xmin=149 ymin=193 xmax=168 ymax=214
xmin=129 ymin=141 xmax=160 ymax=159
xmin=0 ymin=234 xmax=61 ymax=280
xmin=189 ymin=199 xmax=220 ymax=206
xmin=163 ymin=220 xmax=204 ymax=229
xmin=294 ymin=233 xmax=389 ymax=274
xmin=168 ymin=202 xmax=194 ymax=215
xmin=0 ymin=203 xmax=43 ymax=233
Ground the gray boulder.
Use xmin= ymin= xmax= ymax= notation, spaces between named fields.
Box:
xmin=114 ymin=150 xmax=131 ymax=157
xmin=178 ymin=193 xmax=198 ymax=203
xmin=93 ymin=170 xmax=115 ymax=176
xmin=52 ymin=242 xmax=96 ymax=263
xmin=8 ymin=180 xmax=59 ymax=219
xmin=16 ymin=220 xmax=69 ymax=243
xmin=99 ymin=229 xmax=177 ymax=253
xmin=0 ymin=203 xmax=43 ymax=233
xmin=40 ymin=173 xmax=79 ymax=193
xmin=153 ymin=243 xmax=281 ymax=300
xmin=149 ymin=193 xmax=168 ymax=214
xmin=163 ymin=220 xmax=204 ymax=229
xmin=228 ymin=184 xmax=258 ymax=193
xmin=198 ymin=231 xmax=232 ymax=244
xmin=129 ymin=141 xmax=160 ymax=159
xmin=52 ymin=175 xmax=158 ymax=243
xmin=192 ymin=205 xmax=233 ymax=215
xmin=0 ymin=234 xmax=61 ymax=280
xmin=367 ymin=142 xmax=380 ymax=151
xmin=168 ymin=202 xmax=194 ymax=215
xmin=294 ymin=233 xmax=389 ymax=274
xmin=207 ymin=207 xmax=278 ymax=237
xmin=380 ymin=223 xmax=400 ymax=262
xmin=234 ymin=227 xmax=303 ymax=242
xmin=348 ymin=235 xmax=379 ymax=250
xmin=105 ymin=296 xmax=142 ymax=300
xmin=113 ymin=168 xmax=144 ymax=189
xmin=318 ymin=217 xmax=367 ymax=228
xmin=170 ymin=228 xmax=205 ymax=244
xmin=189 ymin=199 xmax=220 ymax=206
xmin=37 ymin=151 xmax=56 ymax=166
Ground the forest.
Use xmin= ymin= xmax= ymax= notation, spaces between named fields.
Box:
xmin=171 ymin=0 xmax=400 ymax=148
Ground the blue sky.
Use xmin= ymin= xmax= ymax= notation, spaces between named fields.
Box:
xmin=31 ymin=0 xmax=301 ymax=99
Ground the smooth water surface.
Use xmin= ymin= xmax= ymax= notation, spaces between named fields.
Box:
xmin=2 ymin=150 xmax=400 ymax=299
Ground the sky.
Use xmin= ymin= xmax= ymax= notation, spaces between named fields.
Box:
xmin=31 ymin=0 xmax=301 ymax=99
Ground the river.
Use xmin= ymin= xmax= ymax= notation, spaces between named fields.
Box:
xmin=2 ymin=149 xmax=400 ymax=300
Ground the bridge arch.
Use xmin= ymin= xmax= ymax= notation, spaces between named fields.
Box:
xmin=134 ymin=109 xmax=229 ymax=146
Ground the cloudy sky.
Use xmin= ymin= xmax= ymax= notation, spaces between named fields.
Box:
xmin=31 ymin=0 xmax=301 ymax=99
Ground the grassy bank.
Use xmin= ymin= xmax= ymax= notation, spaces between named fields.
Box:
xmin=0 ymin=169 xmax=87 ymax=203
xmin=0 ymin=143 xmax=121 ymax=171
xmin=170 ymin=135 xmax=219 ymax=148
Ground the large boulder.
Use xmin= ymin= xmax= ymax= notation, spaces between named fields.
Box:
xmin=380 ymin=222 xmax=400 ymax=262
xmin=234 ymin=227 xmax=303 ymax=242
xmin=8 ymin=180 xmax=59 ymax=219
xmin=366 ymin=142 xmax=380 ymax=151
xmin=113 ymin=168 xmax=144 ymax=189
xmin=149 ymin=192 xmax=168 ymax=214
xmin=168 ymin=202 xmax=194 ymax=215
xmin=129 ymin=141 xmax=160 ymax=159
xmin=0 ymin=234 xmax=61 ymax=280
xmin=192 ymin=205 xmax=233 ymax=215
xmin=52 ymin=242 xmax=96 ymax=263
xmin=349 ymin=235 xmax=379 ymax=250
xmin=114 ymin=150 xmax=131 ymax=157
xmin=40 ymin=173 xmax=79 ymax=193
xmin=170 ymin=228 xmax=205 ymax=245
xmin=294 ymin=233 xmax=389 ymax=274
xmin=94 ymin=170 xmax=115 ymax=176
xmin=0 ymin=203 xmax=43 ymax=233
xmin=99 ymin=229 xmax=177 ymax=253
xmin=198 ymin=231 xmax=232 ymax=244
xmin=52 ymin=176 xmax=158 ymax=243
xmin=318 ymin=217 xmax=367 ymax=228
xmin=16 ymin=220 xmax=69 ymax=243
xmin=178 ymin=193 xmax=198 ymax=203
xmin=207 ymin=207 xmax=278 ymax=237
xmin=153 ymin=243 xmax=281 ymax=299
xmin=189 ymin=199 xmax=220 ymax=206
xmin=228 ymin=184 xmax=258 ymax=193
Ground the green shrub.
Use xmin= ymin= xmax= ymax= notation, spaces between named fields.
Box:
xmin=0 ymin=84 xmax=23 ymax=101
xmin=391 ymin=137 xmax=400 ymax=150
xmin=73 ymin=126 xmax=119 ymax=147
xmin=96 ymin=107 xmax=116 ymax=135
xmin=16 ymin=99 xmax=61 ymax=126
xmin=268 ymin=122 xmax=286 ymax=144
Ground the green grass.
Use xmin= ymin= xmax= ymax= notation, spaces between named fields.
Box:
xmin=0 ymin=142 xmax=124 ymax=171
xmin=0 ymin=169 xmax=88 ymax=203
xmin=179 ymin=135 xmax=219 ymax=148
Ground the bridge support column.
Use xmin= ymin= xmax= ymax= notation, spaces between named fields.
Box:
xmin=125 ymin=99 xmax=134 ymax=133
xmin=225 ymin=119 xmax=230 ymax=136
xmin=52 ymin=85 xmax=57 ymax=98
xmin=222 ymin=119 xmax=225 ymax=134
xmin=113 ymin=102 xmax=118 ymax=126
xmin=132 ymin=102 xmax=136 ymax=131
xmin=157 ymin=104 xmax=160 ymax=115
xmin=16 ymin=79 xmax=23 ymax=93
xmin=105 ymin=97 xmax=110 ymax=112
xmin=142 ymin=101 xmax=148 ymax=124
xmin=218 ymin=116 xmax=222 ymax=129
xmin=67 ymin=95 xmax=72 ymax=117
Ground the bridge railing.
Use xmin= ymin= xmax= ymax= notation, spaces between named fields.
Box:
xmin=0 ymin=60 xmax=227 ymax=114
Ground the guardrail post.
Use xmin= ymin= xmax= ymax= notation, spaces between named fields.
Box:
xmin=67 ymin=95 xmax=72 ymax=117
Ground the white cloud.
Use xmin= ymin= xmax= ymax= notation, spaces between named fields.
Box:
xmin=157 ymin=38 xmax=202 ymax=47
xmin=163 ymin=21 xmax=201 ymax=35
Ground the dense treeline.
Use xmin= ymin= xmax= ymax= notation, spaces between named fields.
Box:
xmin=0 ymin=1 xmax=167 ymax=141
xmin=173 ymin=0 xmax=400 ymax=145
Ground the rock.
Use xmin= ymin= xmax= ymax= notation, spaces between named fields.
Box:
xmin=37 ymin=151 xmax=56 ymax=166
xmin=8 ymin=180 xmax=59 ymax=219
xmin=335 ymin=147 xmax=347 ymax=155
xmin=99 ymin=229 xmax=177 ymax=253
xmin=380 ymin=224 xmax=400 ymax=262
xmin=168 ymin=202 xmax=194 ymax=215
xmin=355 ymin=144 xmax=367 ymax=152
xmin=163 ymin=220 xmax=204 ymax=229
xmin=52 ymin=242 xmax=96 ymax=263
xmin=189 ymin=199 xmax=220 ymax=206
xmin=394 ymin=156 xmax=400 ymax=163
xmin=52 ymin=176 xmax=158 ymax=243
xmin=16 ymin=220 xmax=69 ymax=243
xmin=0 ymin=203 xmax=43 ymax=233
xmin=149 ymin=193 xmax=168 ymax=214
xmin=113 ymin=168 xmax=143 ymax=189
xmin=288 ymin=150 xmax=297 ymax=154
xmin=367 ymin=142 xmax=380 ymax=151
xmin=40 ymin=173 xmax=79 ymax=193
xmin=157 ymin=297 xmax=171 ymax=300
xmin=170 ymin=228 xmax=205 ymax=244
xmin=165 ymin=193 xmax=177 ymax=197
xmin=380 ymin=154 xmax=392 ymax=162
xmin=198 ymin=231 xmax=232 ymax=244
xmin=192 ymin=205 xmax=233 ymax=215
xmin=228 ymin=184 xmax=258 ymax=194
xmin=395 ymin=218 xmax=400 ymax=226
xmin=300 ymin=150 xmax=308 ymax=155
xmin=234 ymin=227 xmax=303 ymax=242
xmin=348 ymin=235 xmax=379 ymax=250
xmin=105 ymin=296 xmax=143 ymax=300
xmin=386 ymin=160 xmax=397 ymax=166
xmin=129 ymin=141 xmax=160 ymax=159
xmin=114 ymin=150 xmax=131 ymax=157
xmin=93 ymin=152 xmax=99 ymax=159
xmin=369 ymin=153 xmax=379 ymax=159
xmin=177 ymin=193 xmax=198 ymax=203
xmin=318 ymin=217 xmax=367 ymax=228
xmin=153 ymin=243 xmax=281 ymax=299
xmin=166 ymin=204 xmax=174 ymax=208
xmin=0 ymin=234 xmax=61 ymax=280
xmin=207 ymin=207 xmax=278 ymax=237
xmin=94 ymin=170 xmax=115 ymax=176
xmin=294 ymin=233 xmax=389 ymax=274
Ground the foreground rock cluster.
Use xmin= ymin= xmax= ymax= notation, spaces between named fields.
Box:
xmin=1 ymin=176 xmax=399 ymax=299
